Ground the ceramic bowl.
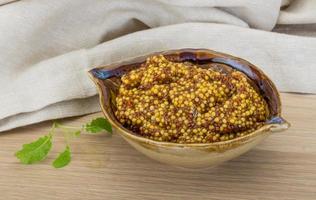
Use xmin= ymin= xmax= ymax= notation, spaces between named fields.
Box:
xmin=88 ymin=49 xmax=290 ymax=169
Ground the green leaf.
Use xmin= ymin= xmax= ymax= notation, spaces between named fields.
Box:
xmin=52 ymin=146 xmax=71 ymax=168
xmin=15 ymin=134 xmax=52 ymax=164
xmin=85 ymin=117 xmax=112 ymax=133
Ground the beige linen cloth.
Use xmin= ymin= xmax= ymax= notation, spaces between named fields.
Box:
xmin=0 ymin=0 xmax=315 ymax=131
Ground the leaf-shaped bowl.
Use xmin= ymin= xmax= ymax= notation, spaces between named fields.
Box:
xmin=88 ymin=49 xmax=290 ymax=169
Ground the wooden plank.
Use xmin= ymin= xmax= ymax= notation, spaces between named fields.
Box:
xmin=0 ymin=93 xmax=315 ymax=200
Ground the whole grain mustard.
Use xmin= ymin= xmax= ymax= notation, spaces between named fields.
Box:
xmin=115 ymin=55 xmax=268 ymax=143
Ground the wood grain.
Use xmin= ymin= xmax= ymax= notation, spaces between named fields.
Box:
xmin=0 ymin=93 xmax=315 ymax=200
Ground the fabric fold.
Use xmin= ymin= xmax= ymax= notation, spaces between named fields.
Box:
xmin=0 ymin=0 xmax=315 ymax=131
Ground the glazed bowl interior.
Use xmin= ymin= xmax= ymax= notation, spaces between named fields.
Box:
xmin=89 ymin=49 xmax=289 ymax=147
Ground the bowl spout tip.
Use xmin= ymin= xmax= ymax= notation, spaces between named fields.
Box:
xmin=268 ymin=116 xmax=290 ymax=132
xmin=89 ymin=68 xmax=112 ymax=80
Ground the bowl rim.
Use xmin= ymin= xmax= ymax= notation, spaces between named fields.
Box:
xmin=88 ymin=48 xmax=289 ymax=148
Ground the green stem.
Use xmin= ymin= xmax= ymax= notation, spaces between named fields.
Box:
xmin=49 ymin=122 xmax=58 ymax=137
xmin=56 ymin=124 xmax=83 ymax=131
xmin=63 ymin=132 xmax=71 ymax=146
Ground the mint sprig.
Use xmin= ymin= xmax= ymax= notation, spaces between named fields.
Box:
xmin=15 ymin=117 xmax=112 ymax=168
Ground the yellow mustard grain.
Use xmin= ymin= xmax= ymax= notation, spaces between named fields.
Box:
xmin=115 ymin=55 xmax=268 ymax=143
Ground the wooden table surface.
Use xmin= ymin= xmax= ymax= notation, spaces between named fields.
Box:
xmin=0 ymin=92 xmax=315 ymax=200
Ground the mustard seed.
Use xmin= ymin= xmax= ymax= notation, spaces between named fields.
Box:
xmin=115 ymin=55 xmax=268 ymax=143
